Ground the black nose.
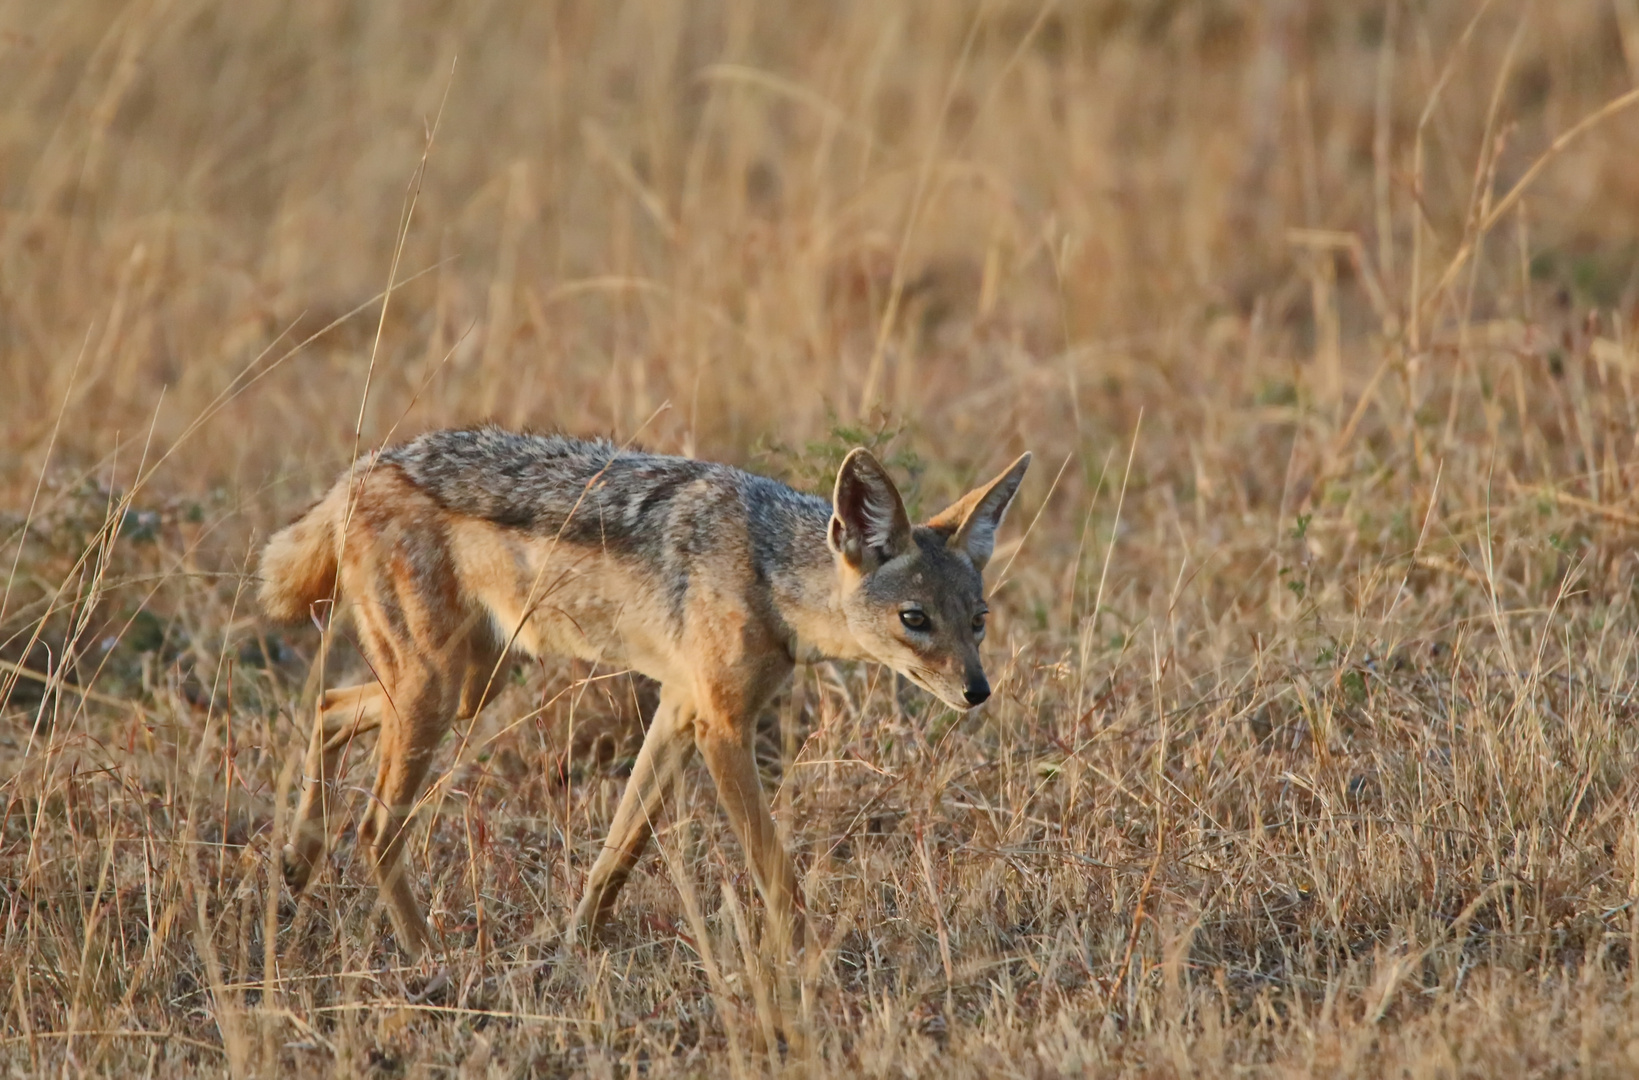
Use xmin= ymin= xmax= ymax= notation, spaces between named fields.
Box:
xmin=964 ymin=680 xmax=990 ymax=707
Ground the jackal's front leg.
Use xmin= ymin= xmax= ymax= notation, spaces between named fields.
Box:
xmin=571 ymin=691 xmax=696 ymax=938
xmin=696 ymin=722 xmax=805 ymax=958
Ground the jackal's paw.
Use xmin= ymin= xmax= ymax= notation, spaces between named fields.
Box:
xmin=281 ymin=843 xmax=315 ymax=893
xmin=566 ymin=908 xmax=604 ymax=948
xmin=570 ymin=889 xmax=622 ymax=940
xmin=405 ymin=965 xmax=452 ymax=1005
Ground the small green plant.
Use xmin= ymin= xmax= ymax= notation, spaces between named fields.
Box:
xmin=755 ymin=408 xmax=925 ymax=513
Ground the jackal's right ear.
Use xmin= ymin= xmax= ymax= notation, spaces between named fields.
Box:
xmin=829 ymin=449 xmax=912 ymax=570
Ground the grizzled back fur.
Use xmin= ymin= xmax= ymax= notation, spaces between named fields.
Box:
xmin=383 ymin=426 xmax=832 ymax=576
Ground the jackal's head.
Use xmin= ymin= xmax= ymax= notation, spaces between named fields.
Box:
xmin=827 ymin=449 xmax=1031 ymax=711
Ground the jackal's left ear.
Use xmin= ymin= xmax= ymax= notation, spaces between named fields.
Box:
xmin=829 ymin=449 xmax=913 ymax=570
xmin=925 ymin=452 xmax=1032 ymax=570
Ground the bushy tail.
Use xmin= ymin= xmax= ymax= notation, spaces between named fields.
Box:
xmin=259 ymin=474 xmax=352 ymax=623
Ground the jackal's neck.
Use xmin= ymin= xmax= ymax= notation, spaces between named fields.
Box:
xmin=762 ymin=512 xmax=869 ymax=665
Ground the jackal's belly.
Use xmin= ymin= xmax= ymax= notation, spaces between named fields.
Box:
xmin=448 ymin=519 xmax=679 ymax=680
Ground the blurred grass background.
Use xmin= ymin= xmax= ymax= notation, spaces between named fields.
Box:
xmin=6 ymin=1 xmax=1639 ymax=1075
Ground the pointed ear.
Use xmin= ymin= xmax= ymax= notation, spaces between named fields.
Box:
xmin=828 ymin=449 xmax=913 ymax=570
xmin=925 ymin=452 xmax=1032 ymax=570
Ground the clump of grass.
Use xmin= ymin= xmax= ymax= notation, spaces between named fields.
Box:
xmin=6 ymin=1 xmax=1639 ymax=1076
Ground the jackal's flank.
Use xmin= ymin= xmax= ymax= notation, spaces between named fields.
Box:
xmin=259 ymin=427 xmax=1031 ymax=958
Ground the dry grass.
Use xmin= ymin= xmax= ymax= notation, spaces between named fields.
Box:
xmin=6 ymin=1 xmax=1639 ymax=1075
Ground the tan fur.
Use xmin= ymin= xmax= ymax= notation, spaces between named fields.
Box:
xmin=262 ymin=437 xmax=1028 ymax=960
xmin=257 ymin=471 xmax=352 ymax=623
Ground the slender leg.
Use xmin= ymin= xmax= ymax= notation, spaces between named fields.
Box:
xmin=359 ymin=675 xmax=448 ymax=960
xmin=695 ymin=725 xmax=805 ymax=958
xmin=283 ymin=684 xmax=385 ymax=892
xmin=571 ymin=690 xmax=697 ymax=938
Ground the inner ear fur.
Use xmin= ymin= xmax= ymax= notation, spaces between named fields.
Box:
xmin=925 ymin=452 xmax=1032 ymax=569
xmin=828 ymin=448 xmax=912 ymax=569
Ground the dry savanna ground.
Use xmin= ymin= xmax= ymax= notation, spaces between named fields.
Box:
xmin=7 ymin=1 xmax=1639 ymax=1076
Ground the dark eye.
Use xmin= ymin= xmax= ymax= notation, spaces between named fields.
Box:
xmin=900 ymin=609 xmax=929 ymax=631
xmin=972 ymin=612 xmax=987 ymax=635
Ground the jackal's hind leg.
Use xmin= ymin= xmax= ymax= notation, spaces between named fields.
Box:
xmin=283 ymin=684 xmax=385 ymax=893
xmin=571 ymin=691 xmax=696 ymax=939
xmin=358 ymin=674 xmax=452 ymax=961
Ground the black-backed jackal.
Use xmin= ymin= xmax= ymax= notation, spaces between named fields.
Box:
xmin=260 ymin=428 xmax=1030 ymax=958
